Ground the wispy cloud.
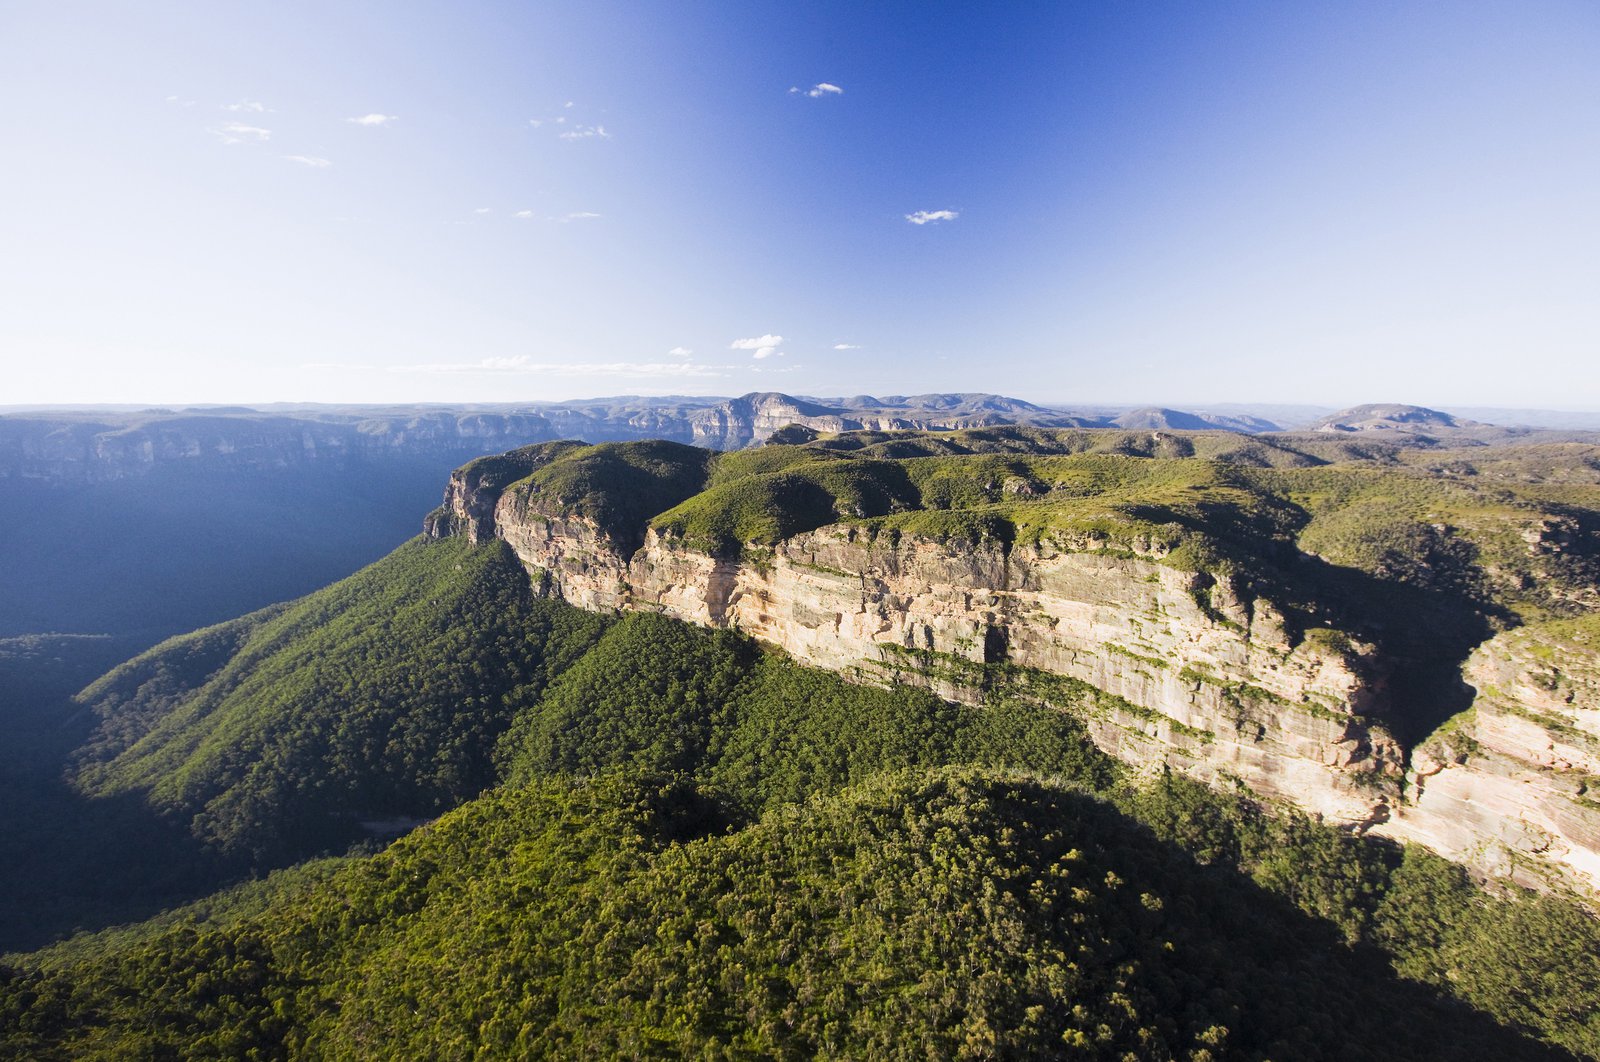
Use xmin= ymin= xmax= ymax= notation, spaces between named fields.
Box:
xmin=558 ymin=124 xmax=610 ymax=140
xmin=789 ymin=83 xmax=844 ymax=98
xmin=559 ymin=211 xmax=602 ymax=222
xmin=225 ymin=99 xmax=271 ymax=113
xmin=284 ymin=155 xmax=332 ymax=167
xmin=347 ymin=113 xmax=398 ymax=127
xmin=731 ymin=334 xmax=785 ymax=360
xmin=513 ymin=210 xmax=535 ymax=219
xmin=473 ymin=207 xmax=492 ymax=215
xmin=905 ymin=209 xmax=958 ymax=225
xmin=165 ymin=95 xmax=197 ymax=107
xmin=668 ymin=346 xmax=692 ymax=357
xmin=832 ymin=343 xmax=862 ymax=350
xmin=386 ymin=355 xmax=727 ymax=378
xmin=213 ymin=121 xmax=271 ymax=144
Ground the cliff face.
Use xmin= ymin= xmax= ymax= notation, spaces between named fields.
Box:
xmin=1375 ymin=621 xmax=1600 ymax=892
xmin=470 ymin=485 xmax=1405 ymax=828
xmin=427 ymin=439 xmax=1600 ymax=898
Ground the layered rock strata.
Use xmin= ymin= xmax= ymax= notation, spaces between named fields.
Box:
xmin=1375 ymin=622 xmax=1600 ymax=893
xmin=437 ymin=476 xmax=1406 ymax=829
xmin=432 ymin=461 xmax=1600 ymax=896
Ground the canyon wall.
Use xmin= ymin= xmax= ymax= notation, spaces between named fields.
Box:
xmin=1375 ymin=622 xmax=1600 ymax=892
xmin=436 ymin=467 xmax=1600 ymax=897
xmin=448 ymin=478 xmax=1404 ymax=825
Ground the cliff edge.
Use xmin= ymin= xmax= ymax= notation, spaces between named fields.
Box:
xmin=429 ymin=430 xmax=1600 ymax=896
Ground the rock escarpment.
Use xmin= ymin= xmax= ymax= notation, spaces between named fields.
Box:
xmin=434 ymin=460 xmax=1405 ymax=829
xmin=430 ymin=436 xmax=1600 ymax=898
xmin=1376 ymin=619 xmax=1600 ymax=892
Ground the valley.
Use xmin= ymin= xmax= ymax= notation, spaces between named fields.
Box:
xmin=4 ymin=409 xmax=1600 ymax=1058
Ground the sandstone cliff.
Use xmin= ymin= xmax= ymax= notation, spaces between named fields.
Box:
xmin=1376 ymin=618 xmax=1600 ymax=892
xmin=435 ymin=458 xmax=1405 ymax=827
xmin=429 ymin=435 xmax=1600 ymax=898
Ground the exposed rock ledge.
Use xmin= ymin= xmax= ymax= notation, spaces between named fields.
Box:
xmin=1374 ymin=621 xmax=1600 ymax=893
xmin=433 ymin=470 xmax=1600 ymax=898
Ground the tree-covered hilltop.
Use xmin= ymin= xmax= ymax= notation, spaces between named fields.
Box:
xmin=9 ymin=524 xmax=1596 ymax=1056
xmin=71 ymin=536 xmax=613 ymax=863
xmin=444 ymin=427 xmax=1600 ymax=756
xmin=11 ymin=427 xmax=1600 ymax=1056
xmin=5 ymin=768 xmax=1596 ymax=1060
xmin=452 ymin=427 xmax=1600 ymax=628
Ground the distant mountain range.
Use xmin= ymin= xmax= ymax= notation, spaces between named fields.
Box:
xmin=9 ymin=393 xmax=1598 ymax=484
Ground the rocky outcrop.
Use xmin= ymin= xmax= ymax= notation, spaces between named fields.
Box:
xmin=436 ymin=445 xmax=1600 ymax=898
xmin=487 ymin=490 xmax=1405 ymax=828
xmin=1376 ymin=621 xmax=1600 ymax=893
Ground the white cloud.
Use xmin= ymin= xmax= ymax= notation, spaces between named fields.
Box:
xmin=731 ymin=334 xmax=785 ymax=360
xmin=513 ymin=210 xmax=535 ymax=219
xmin=473 ymin=207 xmax=492 ymax=214
xmin=213 ymin=122 xmax=271 ymax=144
xmin=558 ymin=124 xmax=610 ymax=140
xmin=790 ymin=82 xmax=843 ymax=98
xmin=225 ymin=99 xmax=270 ymax=113
xmin=832 ymin=343 xmax=862 ymax=350
xmin=559 ymin=211 xmax=602 ymax=222
xmin=388 ymin=355 xmax=726 ymax=378
xmin=284 ymin=155 xmax=332 ymax=167
xmin=668 ymin=346 xmax=692 ymax=357
xmin=564 ymin=100 xmax=574 ymax=109
xmin=905 ymin=209 xmax=958 ymax=225
xmin=529 ymin=118 xmax=544 ymax=128
xmin=346 ymin=113 xmax=397 ymax=127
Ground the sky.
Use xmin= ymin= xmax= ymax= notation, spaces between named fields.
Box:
xmin=1 ymin=0 xmax=1597 ymax=408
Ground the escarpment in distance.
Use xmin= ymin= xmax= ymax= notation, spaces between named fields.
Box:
xmin=429 ymin=425 xmax=1600 ymax=896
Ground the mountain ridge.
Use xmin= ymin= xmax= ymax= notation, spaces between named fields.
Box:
xmin=15 ymin=393 xmax=1596 ymax=485
xmin=427 ymin=428 xmax=1600 ymax=898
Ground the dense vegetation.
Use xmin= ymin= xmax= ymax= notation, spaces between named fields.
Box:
xmin=3 ymin=532 xmax=1594 ymax=1056
xmin=71 ymin=536 xmax=611 ymax=862
xmin=6 ymin=766 xmax=1598 ymax=1059
xmin=479 ymin=429 xmax=1600 ymax=629
xmin=7 ymin=427 xmax=1600 ymax=1057
xmin=500 ymin=439 xmax=718 ymax=549
xmin=464 ymin=429 xmax=1599 ymax=749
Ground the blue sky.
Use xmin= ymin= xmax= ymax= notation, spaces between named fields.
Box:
xmin=2 ymin=1 xmax=1597 ymax=407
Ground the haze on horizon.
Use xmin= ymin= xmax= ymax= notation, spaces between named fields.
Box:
xmin=2 ymin=1 xmax=1597 ymax=409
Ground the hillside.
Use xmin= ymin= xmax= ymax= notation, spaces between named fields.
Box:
xmin=8 ymin=769 xmax=1591 ymax=1060
xmin=7 ymin=425 xmax=1600 ymax=1056
xmin=431 ymin=427 xmax=1600 ymax=894
xmin=8 ymin=574 xmax=1600 ymax=1054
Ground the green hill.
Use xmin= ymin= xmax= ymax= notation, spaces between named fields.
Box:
xmin=6 ymin=768 xmax=1595 ymax=1059
xmin=71 ymin=536 xmax=612 ymax=862
xmin=11 ymin=428 xmax=1600 ymax=1057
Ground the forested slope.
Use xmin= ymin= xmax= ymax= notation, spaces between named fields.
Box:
xmin=8 ymin=430 xmax=1600 ymax=1057
xmin=2 ymin=768 xmax=1585 ymax=1061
